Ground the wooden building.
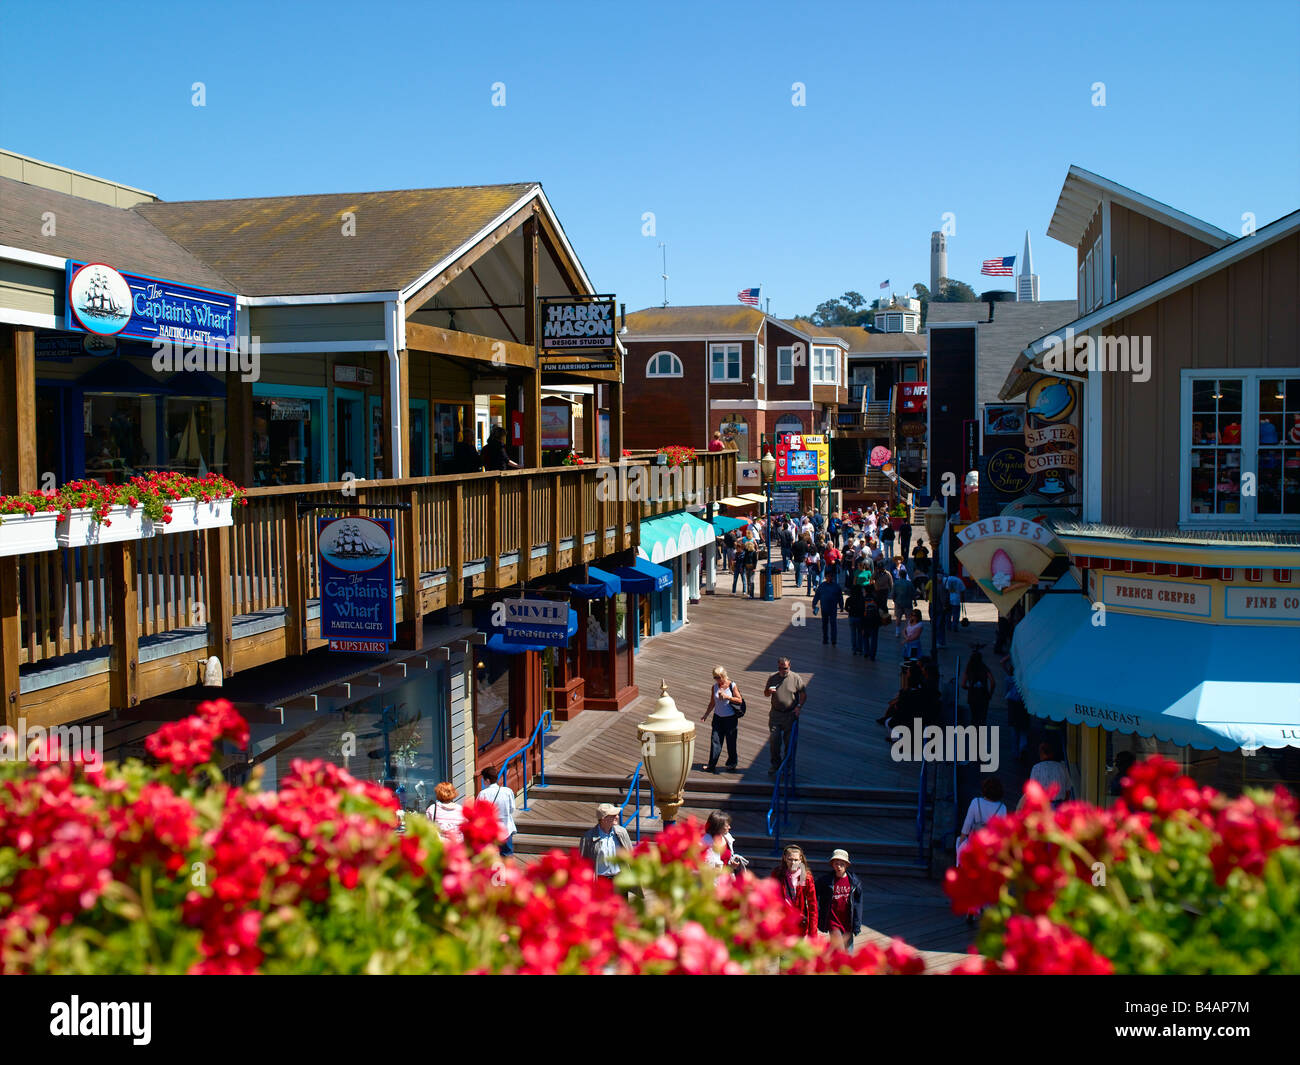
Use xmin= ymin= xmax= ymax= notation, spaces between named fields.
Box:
xmin=0 ymin=151 xmax=738 ymax=808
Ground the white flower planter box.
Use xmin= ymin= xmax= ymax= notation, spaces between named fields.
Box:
xmin=161 ymin=497 xmax=234 ymax=534
xmin=0 ymin=510 xmax=61 ymax=557
xmin=57 ymin=505 xmax=154 ymax=548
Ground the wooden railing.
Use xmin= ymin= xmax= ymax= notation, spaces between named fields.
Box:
xmin=13 ymin=451 xmax=737 ymax=673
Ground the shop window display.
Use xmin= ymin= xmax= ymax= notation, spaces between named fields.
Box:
xmin=1258 ymin=377 xmax=1300 ymax=517
xmin=253 ymin=396 xmax=322 ymax=485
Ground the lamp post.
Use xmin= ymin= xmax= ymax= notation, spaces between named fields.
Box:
xmin=924 ymin=499 xmax=949 ymax=661
xmin=637 ymin=680 xmax=696 ymax=825
xmin=761 ymin=442 xmax=777 ymax=601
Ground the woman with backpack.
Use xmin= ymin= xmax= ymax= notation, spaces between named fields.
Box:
xmin=962 ymin=649 xmax=996 ymax=728
xmin=956 ymin=777 xmax=1008 ymax=923
xmin=742 ymin=539 xmax=759 ymax=598
xmin=700 ymin=665 xmax=744 ymax=772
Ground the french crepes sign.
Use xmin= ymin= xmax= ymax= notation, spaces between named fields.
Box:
xmin=538 ymin=296 xmax=617 ymax=353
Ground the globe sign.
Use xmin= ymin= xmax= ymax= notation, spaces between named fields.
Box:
xmin=869 ymin=446 xmax=892 ymax=467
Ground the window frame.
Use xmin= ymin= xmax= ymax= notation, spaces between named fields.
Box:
xmin=757 ymin=343 xmax=765 ymax=385
xmin=777 ymin=345 xmax=795 ymax=385
xmin=645 ymin=350 xmax=683 ymax=378
xmin=812 ymin=345 xmax=838 ymax=385
xmin=709 ymin=342 xmax=742 ymax=383
xmin=1179 ymin=368 xmax=1300 ymax=527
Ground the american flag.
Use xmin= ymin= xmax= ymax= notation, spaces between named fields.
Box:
xmin=879 ymin=279 xmax=890 ymax=290
xmin=981 ymin=256 xmax=1015 ymax=276
xmin=737 ymin=287 xmax=760 ymax=306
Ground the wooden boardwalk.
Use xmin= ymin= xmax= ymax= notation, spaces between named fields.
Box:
xmin=529 ymin=561 xmax=1008 ymax=969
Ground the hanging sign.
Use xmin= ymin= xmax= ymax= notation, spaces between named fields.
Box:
xmin=65 ymin=261 xmax=237 ymax=349
xmin=774 ymin=432 xmax=829 ymax=483
xmin=503 ymin=598 xmax=574 ymax=646
xmin=538 ymin=296 xmax=617 ymax=353
xmin=318 ymin=516 xmax=396 ymax=652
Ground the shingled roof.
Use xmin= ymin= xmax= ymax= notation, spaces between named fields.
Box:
xmin=135 ymin=183 xmax=540 ymax=296
xmin=782 ymin=319 xmax=927 ymax=354
xmin=0 ymin=175 xmax=234 ymax=290
xmin=624 ymin=305 xmax=764 ymax=338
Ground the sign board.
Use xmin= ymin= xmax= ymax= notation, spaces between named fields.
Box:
xmin=1099 ymin=574 xmax=1212 ymax=619
xmin=540 ymin=403 xmax=571 ymax=449
xmin=899 ymin=382 xmax=927 ymax=414
xmin=503 ymin=598 xmax=574 ymax=646
xmin=771 ymin=489 xmax=801 ymax=513
xmin=334 ymin=364 xmax=375 ymax=385
xmin=954 ymin=517 xmax=1058 ymax=615
xmin=270 ymin=399 xmax=311 ymax=421
xmin=538 ymin=296 xmax=617 ymax=353
xmin=541 ymin=360 xmax=616 ymax=373
xmin=65 ymin=261 xmax=237 ymax=350
xmin=1023 ymin=377 xmax=1080 ymax=501
xmin=774 ymin=432 xmax=829 ymax=483
xmin=318 ymin=516 xmax=396 ymax=651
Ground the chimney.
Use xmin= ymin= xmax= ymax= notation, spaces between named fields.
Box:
xmin=980 ymin=290 xmax=1015 ymax=323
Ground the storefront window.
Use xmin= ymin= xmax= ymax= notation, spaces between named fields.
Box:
xmin=1258 ymin=377 xmax=1300 ymax=517
xmin=165 ymin=398 xmax=226 ymax=476
xmin=84 ymin=393 xmax=158 ymax=482
xmin=252 ymin=394 xmax=323 ymax=486
xmin=474 ymin=648 xmax=514 ymax=747
xmin=1188 ymin=377 xmax=1243 ymax=515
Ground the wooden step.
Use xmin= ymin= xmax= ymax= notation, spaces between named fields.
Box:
xmin=526 ymin=782 xmax=916 ymax=816
xmin=539 ymin=771 xmax=915 ymax=805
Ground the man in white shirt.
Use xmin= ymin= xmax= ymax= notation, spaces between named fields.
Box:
xmin=477 ymin=766 xmax=518 ymax=855
xmin=578 ymin=803 xmax=632 ymax=879
xmin=1020 ymin=741 xmax=1074 ymax=809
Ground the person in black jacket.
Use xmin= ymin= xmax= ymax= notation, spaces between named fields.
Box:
xmin=845 ymin=583 xmax=867 ymax=656
xmin=479 ymin=426 xmax=519 ymax=471
xmin=815 ymin=849 xmax=863 ymax=952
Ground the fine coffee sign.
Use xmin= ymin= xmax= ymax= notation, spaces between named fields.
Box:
xmin=539 ymin=296 xmax=617 ymax=353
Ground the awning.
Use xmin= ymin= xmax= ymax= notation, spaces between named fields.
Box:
xmin=615 ymin=556 xmax=673 ymax=593
xmin=569 ymin=564 xmax=622 ymax=600
xmin=711 ymin=515 xmax=749 ymax=534
xmin=717 ymin=496 xmax=752 ymax=507
xmin=485 ymin=608 xmax=578 ymax=655
xmin=738 ymin=493 xmax=768 ymax=505
xmin=1012 ymin=594 xmax=1300 ymax=752
xmin=637 ymin=512 xmax=717 ymax=564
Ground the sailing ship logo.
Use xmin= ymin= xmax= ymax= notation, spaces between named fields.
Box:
xmin=69 ymin=263 xmax=133 ymax=336
xmin=319 ymin=518 xmax=392 ymax=572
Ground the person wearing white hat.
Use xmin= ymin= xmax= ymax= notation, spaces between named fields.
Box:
xmin=578 ymin=802 xmax=632 ymax=880
xmin=815 ymin=849 xmax=863 ymax=952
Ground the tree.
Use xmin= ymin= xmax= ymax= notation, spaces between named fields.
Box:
xmin=912 ymin=277 xmax=979 ymax=326
xmin=805 ymin=291 xmax=873 ymax=328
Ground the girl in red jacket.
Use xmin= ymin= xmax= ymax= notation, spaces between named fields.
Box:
xmin=771 ymin=844 xmax=818 ymax=937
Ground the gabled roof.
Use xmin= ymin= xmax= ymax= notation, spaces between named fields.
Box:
xmin=0 ymin=175 xmax=234 ymax=290
xmin=1047 ymin=165 xmax=1234 ymax=250
xmin=1000 ymin=208 xmax=1300 ymax=399
xmin=778 ymin=319 xmax=850 ymax=349
xmin=136 ymin=183 xmax=540 ymax=296
xmin=624 ymin=305 xmax=764 ymax=339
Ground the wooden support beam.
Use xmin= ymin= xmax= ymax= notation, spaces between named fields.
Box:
xmin=0 ymin=558 xmax=20 ymax=729
xmin=581 ymin=392 xmax=597 ymax=457
xmin=402 ymin=487 xmax=423 ymax=650
xmin=576 ymin=466 xmax=588 ymax=562
xmin=205 ymin=525 xmax=233 ymax=676
xmin=283 ymin=499 xmax=306 ymax=657
xmin=404 ymin=201 xmax=537 ymax=316
xmin=608 ymin=379 xmax=624 ymax=469
xmin=521 ymin=215 xmax=542 ymax=469
xmin=449 ymin=483 xmax=464 ymax=596
xmin=396 ymin=349 xmax=410 ymax=479
xmin=405 ymin=321 xmax=534 ymax=368
xmin=109 ymin=542 xmax=139 ymax=710
xmin=0 ymin=325 xmax=37 ymax=494
xmin=488 ymin=478 xmax=502 ymax=589
xmin=225 ymin=371 xmax=254 ymax=486
xmin=519 ymin=475 xmax=533 ymax=581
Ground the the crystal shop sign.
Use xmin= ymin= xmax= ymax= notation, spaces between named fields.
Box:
xmin=65 ymin=261 xmax=238 ymax=350
xmin=318 ymin=516 xmax=396 ymax=652
xmin=538 ymin=296 xmax=617 ymax=353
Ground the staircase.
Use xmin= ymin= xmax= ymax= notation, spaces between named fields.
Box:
xmin=511 ymin=770 xmax=929 ymax=878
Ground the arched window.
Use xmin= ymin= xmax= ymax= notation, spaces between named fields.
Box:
xmin=773 ymin=414 xmax=804 ymax=439
xmin=646 ymin=351 xmax=683 ymax=378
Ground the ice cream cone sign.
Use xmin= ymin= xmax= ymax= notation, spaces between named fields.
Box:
xmin=954 ymin=514 xmax=1059 ymax=615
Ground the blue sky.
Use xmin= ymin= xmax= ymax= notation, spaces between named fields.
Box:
xmin=2 ymin=0 xmax=1296 ymax=316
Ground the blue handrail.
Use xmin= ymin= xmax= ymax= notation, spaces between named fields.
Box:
xmin=765 ymin=719 xmax=800 ymax=853
xmin=496 ymin=709 xmax=553 ymax=812
xmin=477 ymin=703 xmax=512 ymax=753
xmin=618 ymin=761 xmax=644 ymax=843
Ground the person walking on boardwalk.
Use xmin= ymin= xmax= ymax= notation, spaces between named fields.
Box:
xmin=961 ymin=648 xmax=996 ymax=728
xmin=763 ymin=656 xmax=806 ymax=775
xmin=812 ymin=569 xmax=844 ymax=647
xmin=427 ymin=781 xmax=464 ymax=843
xmin=702 ymin=811 xmax=748 ymax=874
xmin=476 ymin=767 xmax=518 ymax=855
xmin=701 ymin=665 xmax=744 ymax=773
xmin=861 ymin=584 xmax=882 ymax=661
xmin=771 ymin=844 xmax=818 ymax=937
xmin=891 ymin=566 xmax=916 ymax=638
xmin=816 ymin=849 xmax=863 ymax=952
xmin=578 ymin=802 xmax=632 ymax=880
xmin=845 ymin=580 xmax=867 ymax=656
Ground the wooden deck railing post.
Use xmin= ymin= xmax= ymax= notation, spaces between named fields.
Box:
xmin=449 ymin=483 xmax=464 ymax=597
xmin=108 ymin=542 xmax=139 ymax=710
xmin=402 ymin=487 xmax=423 ymax=650
xmin=283 ymin=499 xmax=306 ymax=657
xmin=551 ymin=472 xmax=562 ymax=569
xmin=616 ymin=476 xmax=627 ymax=553
xmin=0 ymin=558 xmax=20 ymax=729
xmin=205 ymin=526 xmax=233 ymax=677
xmin=577 ymin=467 xmax=589 ymax=561
xmin=488 ymin=478 xmax=502 ymax=589
xmin=519 ymin=475 xmax=533 ymax=581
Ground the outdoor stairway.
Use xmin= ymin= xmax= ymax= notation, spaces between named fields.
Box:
xmin=511 ymin=770 xmax=930 ymax=878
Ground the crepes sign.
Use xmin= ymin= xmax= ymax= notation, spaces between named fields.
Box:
xmin=539 ymin=296 xmax=617 ymax=353
xmin=954 ymin=516 xmax=1058 ymax=615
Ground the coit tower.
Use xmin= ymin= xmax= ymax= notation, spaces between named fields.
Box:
xmin=930 ymin=231 xmax=948 ymax=293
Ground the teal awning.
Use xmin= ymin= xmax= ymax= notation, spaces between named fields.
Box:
xmin=1012 ymin=594 xmax=1300 ymax=752
xmin=711 ymin=515 xmax=749 ymax=534
xmin=636 ymin=512 xmax=717 ymax=563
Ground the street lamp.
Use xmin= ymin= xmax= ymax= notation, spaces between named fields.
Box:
xmin=761 ymin=442 xmax=777 ymax=601
xmin=924 ymin=499 xmax=949 ymax=660
xmin=637 ymin=680 xmax=696 ymax=825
